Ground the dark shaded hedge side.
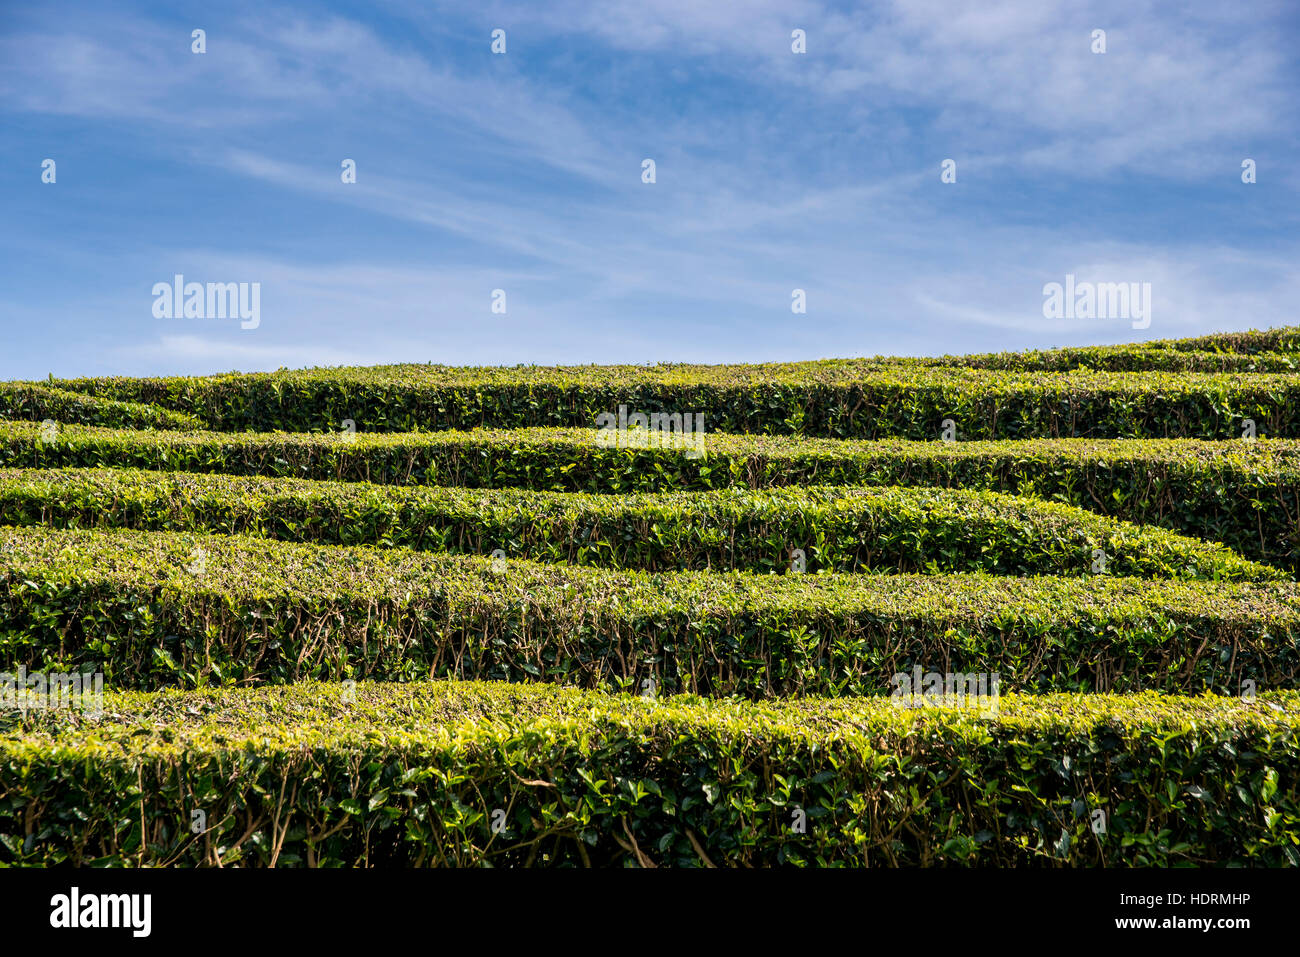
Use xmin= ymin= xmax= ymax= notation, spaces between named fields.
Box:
xmin=0 ymin=383 xmax=201 ymax=431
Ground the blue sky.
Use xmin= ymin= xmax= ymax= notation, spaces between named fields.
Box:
xmin=2 ymin=0 xmax=1298 ymax=378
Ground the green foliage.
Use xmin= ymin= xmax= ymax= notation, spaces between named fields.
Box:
xmin=0 ymin=524 xmax=1297 ymax=696
xmin=3 ymin=422 xmax=1295 ymax=570
xmin=920 ymin=348 xmax=1300 ymax=373
xmin=915 ymin=327 xmax=1300 ymax=372
xmin=0 ymin=383 xmax=202 ymax=431
xmin=44 ymin=362 xmax=1300 ymax=438
xmin=924 ymin=350 xmax=1300 ymax=373
xmin=2 ymin=680 xmax=1297 ymax=867
xmin=5 ymin=327 xmax=1300 ymax=867
xmin=0 ymin=467 xmax=1281 ymax=581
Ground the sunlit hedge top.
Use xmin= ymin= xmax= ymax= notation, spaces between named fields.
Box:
xmin=44 ymin=362 xmax=1300 ymax=390
xmin=5 ymin=680 xmax=1298 ymax=759
xmin=0 ymin=467 xmax=1283 ymax=580
xmin=4 ymin=420 xmax=1296 ymax=471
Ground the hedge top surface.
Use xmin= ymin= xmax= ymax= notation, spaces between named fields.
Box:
xmin=0 ymin=462 xmax=1261 ymax=529
xmin=917 ymin=349 xmax=1300 ymax=373
xmin=4 ymin=680 xmax=1298 ymax=760
xmin=4 ymin=420 xmax=1297 ymax=473
xmin=914 ymin=324 xmax=1300 ymax=371
xmin=2 ymin=523 xmax=1297 ymax=624
xmin=1133 ymin=325 xmax=1300 ymax=353
xmin=43 ymin=364 xmax=1300 ymax=391
xmin=0 ymin=466 xmax=1283 ymax=580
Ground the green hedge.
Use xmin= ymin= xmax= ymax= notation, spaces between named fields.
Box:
xmin=0 ymin=467 xmax=1282 ymax=581
xmin=44 ymin=364 xmax=1300 ymax=438
xmin=1136 ymin=326 xmax=1300 ymax=354
xmin=917 ymin=326 xmax=1300 ymax=372
xmin=0 ymin=383 xmax=202 ymax=431
xmin=919 ymin=348 xmax=1300 ymax=373
xmin=2 ymin=681 xmax=1296 ymax=866
xmin=4 ymin=422 xmax=1295 ymax=570
xmin=1 ymin=525 xmax=1297 ymax=696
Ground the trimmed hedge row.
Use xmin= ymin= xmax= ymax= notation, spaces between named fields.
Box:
xmin=0 ymin=383 xmax=202 ymax=431
xmin=0 ymin=467 xmax=1283 ymax=581
xmin=1137 ymin=326 xmax=1300 ymax=354
xmin=4 ymin=422 xmax=1296 ymax=570
xmin=44 ymin=365 xmax=1300 ymax=438
xmin=0 ymin=525 xmax=1297 ymax=696
xmin=919 ymin=348 xmax=1300 ymax=373
xmin=918 ymin=326 xmax=1300 ymax=372
xmin=2 ymin=681 xmax=1297 ymax=866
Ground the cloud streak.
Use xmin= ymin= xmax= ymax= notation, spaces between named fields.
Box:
xmin=0 ymin=0 xmax=1296 ymax=377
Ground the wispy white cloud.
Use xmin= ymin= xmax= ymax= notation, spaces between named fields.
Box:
xmin=0 ymin=0 xmax=1296 ymax=378
xmin=447 ymin=0 xmax=1296 ymax=178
